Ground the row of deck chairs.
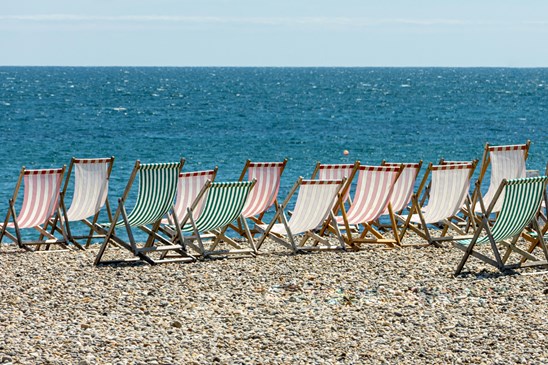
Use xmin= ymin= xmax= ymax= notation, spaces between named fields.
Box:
xmin=0 ymin=141 xmax=547 ymax=276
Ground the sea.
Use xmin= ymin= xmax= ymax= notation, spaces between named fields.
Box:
xmin=0 ymin=67 xmax=546 ymax=241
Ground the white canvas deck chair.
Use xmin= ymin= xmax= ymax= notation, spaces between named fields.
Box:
xmin=43 ymin=157 xmax=115 ymax=249
xmin=311 ymin=162 xmax=360 ymax=207
xmin=94 ymin=160 xmax=192 ymax=266
xmin=333 ymin=165 xmax=403 ymax=249
xmin=255 ymin=178 xmax=346 ymax=253
xmin=398 ymin=162 xmax=477 ymax=245
xmin=230 ymin=160 xmax=287 ymax=236
xmin=0 ymin=166 xmax=67 ymax=251
xmin=453 ymin=176 xmax=548 ymax=276
xmin=471 ymin=141 xmax=530 ymax=216
xmin=168 ymin=180 xmax=257 ymax=259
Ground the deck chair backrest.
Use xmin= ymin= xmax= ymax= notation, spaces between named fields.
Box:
xmin=172 ymin=169 xmax=217 ymax=224
xmin=382 ymin=162 xmax=421 ymax=213
xmin=477 ymin=177 xmax=548 ymax=244
xmin=118 ymin=162 xmax=181 ymax=227
xmin=241 ymin=161 xmax=286 ymax=218
xmin=343 ymin=166 xmax=401 ymax=223
xmin=15 ymin=169 xmax=64 ymax=228
xmin=65 ymin=158 xmax=112 ymax=221
xmin=287 ymin=179 xmax=343 ymax=234
xmin=422 ymin=164 xmax=474 ymax=223
xmin=313 ymin=163 xmax=358 ymax=202
xmin=480 ymin=143 xmax=529 ymax=212
xmin=184 ymin=181 xmax=255 ymax=232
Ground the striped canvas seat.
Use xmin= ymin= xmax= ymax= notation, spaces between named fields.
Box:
xmin=241 ymin=161 xmax=286 ymax=219
xmin=115 ymin=162 xmax=180 ymax=227
xmin=333 ymin=166 xmax=402 ymax=249
xmin=162 ymin=169 xmax=217 ymax=225
xmin=94 ymin=160 xmax=189 ymax=266
xmin=474 ymin=143 xmax=530 ymax=213
xmin=406 ymin=165 xmax=472 ymax=225
xmin=381 ymin=162 xmax=421 ymax=214
xmin=176 ymin=181 xmax=257 ymax=258
xmin=0 ymin=167 xmax=67 ymax=250
xmin=397 ymin=162 xmax=477 ymax=246
xmin=312 ymin=162 xmax=359 ymax=203
xmin=256 ymin=178 xmax=346 ymax=253
xmin=453 ymin=176 xmax=548 ymax=275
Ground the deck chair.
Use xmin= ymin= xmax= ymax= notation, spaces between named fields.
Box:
xmin=334 ymin=165 xmax=403 ymax=249
xmin=168 ymin=180 xmax=257 ymax=259
xmin=311 ymin=162 xmax=360 ymax=206
xmin=374 ymin=161 xmax=422 ymax=235
xmin=255 ymin=178 xmax=346 ymax=253
xmin=44 ymin=157 xmax=115 ymax=249
xmin=159 ymin=168 xmax=218 ymax=238
xmin=94 ymin=160 xmax=193 ymax=265
xmin=471 ymin=141 xmax=530 ymax=215
xmin=453 ymin=176 xmax=548 ymax=275
xmin=398 ymin=162 xmax=477 ymax=245
xmin=230 ymin=160 xmax=287 ymax=236
xmin=0 ymin=166 xmax=67 ymax=251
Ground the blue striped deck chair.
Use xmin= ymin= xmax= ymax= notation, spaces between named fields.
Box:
xmin=94 ymin=160 xmax=192 ymax=265
xmin=166 ymin=180 xmax=257 ymax=259
xmin=453 ymin=176 xmax=548 ymax=275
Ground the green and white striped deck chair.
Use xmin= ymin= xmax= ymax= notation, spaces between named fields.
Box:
xmin=453 ymin=176 xmax=548 ymax=275
xmin=167 ymin=180 xmax=257 ymax=259
xmin=94 ymin=160 xmax=193 ymax=265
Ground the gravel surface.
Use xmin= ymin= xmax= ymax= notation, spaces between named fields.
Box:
xmin=1 ymin=234 xmax=547 ymax=364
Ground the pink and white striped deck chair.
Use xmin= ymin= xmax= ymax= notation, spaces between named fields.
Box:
xmin=311 ymin=161 xmax=360 ymax=207
xmin=238 ymin=160 xmax=287 ymax=224
xmin=398 ymin=162 xmax=478 ymax=245
xmin=472 ymin=141 xmax=530 ymax=215
xmin=0 ymin=166 xmax=67 ymax=251
xmin=380 ymin=161 xmax=422 ymax=214
xmin=45 ymin=157 xmax=114 ymax=249
xmin=255 ymin=178 xmax=346 ymax=253
xmin=333 ymin=165 xmax=403 ymax=249
xmin=161 ymin=168 xmax=218 ymax=227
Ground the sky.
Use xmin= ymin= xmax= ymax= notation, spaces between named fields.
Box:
xmin=2 ymin=0 xmax=548 ymax=67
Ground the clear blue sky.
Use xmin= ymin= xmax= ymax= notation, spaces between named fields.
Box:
xmin=2 ymin=0 xmax=548 ymax=66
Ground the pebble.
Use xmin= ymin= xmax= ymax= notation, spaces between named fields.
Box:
xmin=0 ymin=233 xmax=547 ymax=364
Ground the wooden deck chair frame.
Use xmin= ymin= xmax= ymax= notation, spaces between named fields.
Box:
xmin=43 ymin=157 xmax=115 ymax=249
xmin=94 ymin=159 xmax=193 ymax=266
xmin=470 ymin=141 xmax=531 ymax=216
xmin=0 ymin=166 xmax=68 ymax=252
xmin=169 ymin=180 xmax=257 ymax=259
xmin=397 ymin=161 xmax=478 ymax=246
xmin=230 ymin=160 xmax=287 ymax=236
xmin=333 ymin=165 xmax=404 ymax=250
xmin=520 ymin=164 xmax=548 ymax=260
xmin=255 ymin=178 xmax=347 ymax=253
xmin=453 ymin=176 xmax=548 ymax=276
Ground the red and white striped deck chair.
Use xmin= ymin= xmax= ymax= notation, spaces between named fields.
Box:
xmin=311 ymin=161 xmax=360 ymax=207
xmin=160 ymin=168 xmax=218 ymax=235
xmin=229 ymin=160 xmax=287 ymax=238
xmin=238 ymin=160 xmax=287 ymax=224
xmin=0 ymin=166 xmax=67 ymax=251
xmin=45 ymin=157 xmax=114 ymax=249
xmin=398 ymin=162 xmax=478 ymax=245
xmin=333 ymin=165 xmax=403 ymax=249
xmin=380 ymin=161 xmax=422 ymax=214
xmin=255 ymin=178 xmax=346 ymax=253
xmin=472 ymin=141 xmax=530 ymax=215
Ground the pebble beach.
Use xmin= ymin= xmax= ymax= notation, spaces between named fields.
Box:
xmin=1 ymin=234 xmax=547 ymax=365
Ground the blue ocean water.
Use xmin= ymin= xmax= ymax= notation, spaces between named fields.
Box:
xmin=0 ymin=67 xmax=546 ymax=240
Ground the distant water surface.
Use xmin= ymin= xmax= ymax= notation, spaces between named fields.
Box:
xmin=0 ymin=67 xmax=546 ymax=240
